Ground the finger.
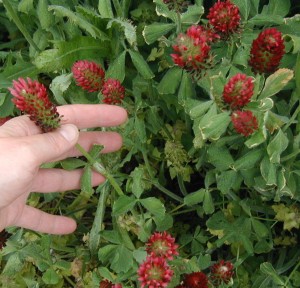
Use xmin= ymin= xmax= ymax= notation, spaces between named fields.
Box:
xmin=0 ymin=104 xmax=128 ymax=138
xmin=31 ymin=169 xmax=105 ymax=193
xmin=63 ymin=131 xmax=123 ymax=158
xmin=21 ymin=124 xmax=80 ymax=166
xmin=14 ymin=206 xmax=77 ymax=234
xmin=58 ymin=104 xmax=128 ymax=129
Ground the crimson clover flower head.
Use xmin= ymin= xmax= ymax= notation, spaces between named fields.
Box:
xmin=138 ymin=256 xmax=173 ymax=288
xmin=9 ymin=77 xmax=61 ymax=133
xmin=223 ymin=73 xmax=254 ymax=109
xmin=101 ymin=78 xmax=125 ymax=105
xmin=171 ymin=27 xmax=211 ymax=72
xmin=249 ymin=27 xmax=285 ymax=74
xmin=231 ymin=110 xmax=258 ymax=137
xmin=146 ymin=231 xmax=179 ymax=260
xmin=210 ymin=260 xmax=234 ymax=286
xmin=207 ymin=0 xmax=241 ymax=35
xmin=72 ymin=60 xmax=105 ymax=92
xmin=187 ymin=25 xmax=220 ymax=44
xmin=183 ymin=272 xmax=208 ymax=288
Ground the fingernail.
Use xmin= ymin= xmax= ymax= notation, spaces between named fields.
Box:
xmin=59 ymin=124 xmax=79 ymax=142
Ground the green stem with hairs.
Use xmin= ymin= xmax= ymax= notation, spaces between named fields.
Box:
xmin=2 ymin=0 xmax=41 ymax=53
xmin=75 ymin=143 xmax=124 ymax=196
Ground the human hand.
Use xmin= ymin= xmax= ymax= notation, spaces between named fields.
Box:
xmin=0 ymin=104 xmax=127 ymax=235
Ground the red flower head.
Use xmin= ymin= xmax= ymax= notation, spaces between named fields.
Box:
xmin=231 ymin=110 xmax=258 ymax=137
xmin=171 ymin=25 xmax=211 ymax=72
xmin=72 ymin=60 xmax=105 ymax=92
xmin=223 ymin=73 xmax=254 ymax=109
xmin=207 ymin=0 xmax=241 ymax=35
xmin=9 ymin=77 xmax=61 ymax=132
xmin=101 ymin=78 xmax=125 ymax=105
xmin=0 ymin=117 xmax=11 ymax=126
xmin=146 ymin=231 xmax=179 ymax=260
xmin=99 ymin=280 xmax=112 ymax=288
xmin=183 ymin=272 xmax=208 ymax=288
xmin=249 ymin=28 xmax=285 ymax=74
xmin=187 ymin=25 xmax=220 ymax=44
xmin=210 ymin=260 xmax=234 ymax=285
xmin=138 ymin=256 xmax=173 ymax=288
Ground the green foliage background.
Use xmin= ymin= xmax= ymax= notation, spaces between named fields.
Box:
xmin=0 ymin=0 xmax=300 ymax=287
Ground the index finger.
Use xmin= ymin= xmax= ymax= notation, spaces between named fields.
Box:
xmin=58 ymin=104 xmax=128 ymax=129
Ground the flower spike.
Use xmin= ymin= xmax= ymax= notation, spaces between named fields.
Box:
xmin=9 ymin=77 xmax=61 ymax=132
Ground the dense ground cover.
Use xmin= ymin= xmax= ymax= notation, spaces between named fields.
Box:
xmin=0 ymin=0 xmax=300 ymax=287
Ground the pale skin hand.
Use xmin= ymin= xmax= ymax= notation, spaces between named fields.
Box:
xmin=0 ymin=104 xmax=127 ymax=235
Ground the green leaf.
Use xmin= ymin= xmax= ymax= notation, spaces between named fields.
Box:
xmin=139 ymin=197 xmax=165 ymax=218
xmin=49 ymin=6 xmax=108 ymax=39
xmin=178 ymin=71 xmax=195 ymax=105
xmin=135 ymin=116 xmax=147 ymax=143
xmin=184 ymin=189 xmax=205 ymax=206
xmin=232 ymin=0 xmax=251 ymax=20
xmin=33 ymin=36 xmax=109 ymax=72
xmin=42 ymin=268 xmax=61 ymax=285
xmin=248 ymin=14 xmax=284 ymax=25
xmin=189 ymin=100 xmax=213 ymax=119
xmin=154 ymin=213 xmax=173 ymax=231
xmin=18 ymin=0 xmax=34 ymax=13
xmin=37 ymin=0 xmax=54 ymax=30
xmin=245 ymin=130 xmax=267 ymax=148
xmin=107 ymin=18 xmax=137 ymax=47
xmin=143 ymin=23 xmax=175 ymax=44
xmin=207 ymin=145 xmax=234 ymax=171
xmin=197 ymin=254 xmax=211 ymax=270
xmin=106 ymin=51 xmax=127 ymax=82
xmin=80 ymin=165 xmax=93 ymax=195
xmin=261 ymin=0 xmax=290 ymax=17
xmin=203 ymin=189 xmax=214 ymax=214
xmin=112 ymin=195 xmax=137 ymax=216
xmin=260 ymin=262 xmax=285 ymax=285
xmin=157 ymin=67 xmax=182 ymax=94
xmin=234 ymin=149 xmax=263 ymax=170
xmin=111 ymin=245 xmax=134 ymax=273
xmin=251 ymin=218 xmax=269 ymax=238
xmin=267 ymin=129 xmax=289 ymax=163
xmin=180 ymin=4 xmax=204 ymax=24
xmin=131 ymin=167 xmax=144 ymax=198
xmin=200 ymin=111 xmax=231 ymax=141
xmin=98 ymin=0 xmax=114 ymax=18
xmin=217 ymin=170 xmax=238 ymax=194
xmin=129 ymin=50 xmax=154 ymax=79
xmin=49 ymin=73 xmax=72 ymax=105
xmin=259 ymin=69 xmax=294 ymax=99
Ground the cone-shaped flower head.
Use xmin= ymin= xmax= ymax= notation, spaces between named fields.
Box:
xmin=207 ymin=0 xmax=241 ymax=35
xmin=101 ymin=78 xmax=125 ymax=105
xmin=146 ymin=231 xmax=179 ymax=260
xmin=210 ymin=260 xmax=234 ymax=286
xmin=9 ymin=77 xmax=61 ymax=132
xmin=223 ymin=73 xmax=254 ymax=109
xmin=183 ymin=272 xmax=208 ymax=288
xmin=72 ymin=60 xmax=105 ymax=92
xmin=249 ymin=28 xmax=285 ymax=74
xmin=138 ymin=256 xmax=173 ymax=288
xmin=231 ymin=110 xmax=258 ymax=137
xmin=171 ymin=25 xmax=211 ymax=72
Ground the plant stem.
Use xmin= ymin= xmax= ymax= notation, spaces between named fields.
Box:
xmin=152 ymin=181 xmax=184 ymax=203
xmin=282 ymin=101 xmax=300 ymax=132
xmin=75 ymin=143 xmax=124 ymax=196
xmin=2 ymin=0 xmax=41 ymax=53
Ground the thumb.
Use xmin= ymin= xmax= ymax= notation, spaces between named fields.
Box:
xmin=24 ymin=124 xmax=79 ymax=165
